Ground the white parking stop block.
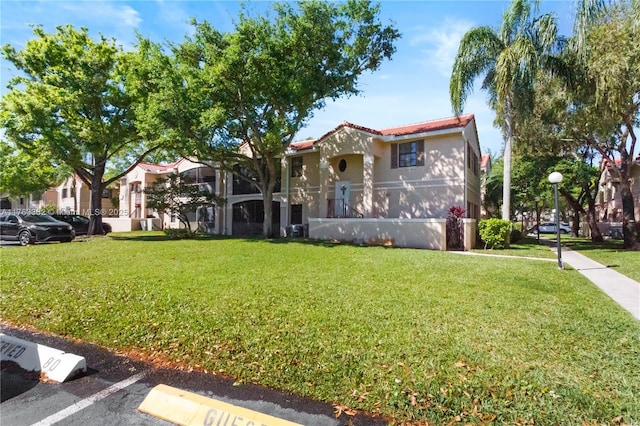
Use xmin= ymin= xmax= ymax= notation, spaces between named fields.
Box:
xmin=0 ymin=333 xmax=86 ymax=383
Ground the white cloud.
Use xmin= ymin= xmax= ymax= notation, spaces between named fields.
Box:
xmin=58 ymin=2 xmax=142 ymax=29
xmin=408 ymin=18 xmax=474 ymax=77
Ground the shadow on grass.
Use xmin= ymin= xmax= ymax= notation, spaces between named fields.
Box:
xmin=108 ymin=231 xmax=404 ymax=249
xmin=560 ymin=237 xmax=624 ymax=252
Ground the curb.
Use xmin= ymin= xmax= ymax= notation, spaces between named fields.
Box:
xmin=0 ymin=333 xmax=86 ymax=383
xmin=138 ymin=384 xmax=303 ymax=426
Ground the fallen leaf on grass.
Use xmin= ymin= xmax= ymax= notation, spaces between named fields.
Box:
xmin=333 ymin=404 xmax=357 ymax=418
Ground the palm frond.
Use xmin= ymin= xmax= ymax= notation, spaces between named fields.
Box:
xmin=449 ymin=26 xmax=503 ymax=114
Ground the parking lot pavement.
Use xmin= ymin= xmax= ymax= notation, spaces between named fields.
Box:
xmin=1 ymin=324 xmax=387 ymax=426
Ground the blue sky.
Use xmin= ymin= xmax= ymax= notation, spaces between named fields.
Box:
xmin=1 ymin=0 xmax=578 ymax=157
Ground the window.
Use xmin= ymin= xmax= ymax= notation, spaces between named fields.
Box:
xmin=291 ymin=204 xmax=303 ymax=224
xmin=291 ymin=157 xmax=303 ymax=177
xmin=62 ymin=188 xmax=68 ymax=198
xmin=391 ymin=140 xmax=424 ymax=168
xmin=232 ymin=165 xmax=261 ymax=195
xmin=233 ymin=161 xmax=281 ymax=194
xmin=102 ymin=189 xmax=113 ymax=199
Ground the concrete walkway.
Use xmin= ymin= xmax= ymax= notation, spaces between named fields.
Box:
xmin=550 ymin=245 xmax=640 ymax=320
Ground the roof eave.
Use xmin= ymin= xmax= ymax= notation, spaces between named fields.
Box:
xmin=380 ymin=126 xmax=464 ymax=142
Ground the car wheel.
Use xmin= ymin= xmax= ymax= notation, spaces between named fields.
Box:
xmin=560 ymin=229 xmax=568 ymax=234
xmin=18 ymin=231 xmax=31 ymax=246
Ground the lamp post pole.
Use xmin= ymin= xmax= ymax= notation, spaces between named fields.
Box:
xmin=548 ymin=172 xmax=563 ymax=269
xmin=535 ymin=196 xmax=540 ymax=245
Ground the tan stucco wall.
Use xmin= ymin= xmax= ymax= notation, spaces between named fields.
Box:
xmin=308 ymin=218 xmax=448 ymax=250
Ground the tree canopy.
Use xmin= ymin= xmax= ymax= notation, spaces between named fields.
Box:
xmin=1 ymin=25 xmax=160 ymax=234
xmin=0 ymin=141 xmax=59 ymax=198
xmin=450 ymin=0 xmax=561 ymax=221
xmin=133 ymin=0 xmax=400 ymax=237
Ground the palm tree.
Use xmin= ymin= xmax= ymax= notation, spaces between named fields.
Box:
xmin=450 ymin=0 xmax=560 ymax=221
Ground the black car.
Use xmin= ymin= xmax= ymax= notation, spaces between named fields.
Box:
xmin=50 ymin=214 xmax=112 ymax=235
xmin=0 ymin=213 xmax=75 ymax=246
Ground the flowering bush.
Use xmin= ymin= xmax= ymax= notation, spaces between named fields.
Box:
xmin=446 ymin=206 xmax=466 ymax=249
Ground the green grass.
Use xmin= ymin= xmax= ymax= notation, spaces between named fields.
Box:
xmin=1 ymin=234 xmax=639 ymax=424
xmin=560 ymin=237 xmax=640 ymax=283
xmin=472 ymin=236 xmax=558 ymax=259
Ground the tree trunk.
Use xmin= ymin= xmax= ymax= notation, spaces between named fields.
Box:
xmin=571 ymin=210 xmax=580 ymax=237
xmin=620 ymin=182 xmax=640 ymax=250
xmin=502 ymin=100 xmax=513 ymax=221
xmin=616 ymin=153 xmax=640 ymax=250
xmin=88 ymin=166 xmax=105 ymax=236
xmin=262 ymin=188 xmax=274 ymax=238
xmin=585 ymin=191 xmax=604 ymax=243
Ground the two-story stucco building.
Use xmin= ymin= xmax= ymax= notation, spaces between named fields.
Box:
xmin=117 ymin=114 xmax=482 ymax=249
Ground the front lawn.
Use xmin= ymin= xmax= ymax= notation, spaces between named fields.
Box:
xmin=561 ymin=237 xmax=640 ymax=282
xmin=1 ymin=235 xmax=638 ymax=424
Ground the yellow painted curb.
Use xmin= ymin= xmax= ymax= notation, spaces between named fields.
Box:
xmin=138 ymin=384 xmax=303 ymax=426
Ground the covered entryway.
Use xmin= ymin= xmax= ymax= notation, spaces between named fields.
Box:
xmin=232 ymin=200 xmax=280 ymax=236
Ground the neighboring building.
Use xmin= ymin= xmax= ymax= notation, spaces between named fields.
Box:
xmin=120 ymin=114 xmax=482 ymax=250
xmin=1 ymin=174 xmax=117 ymax=218
xmin=115 ymin=158 xmax=219 ymax=232
xmin=54 ymin=175 xmax=116 ymax=216
xmin=596 ymin=157 xmax=640 ymax=223
xmin=0 ymin=189 xmax=57 ymax=212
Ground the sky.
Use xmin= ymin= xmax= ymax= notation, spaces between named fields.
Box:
xmin=1 ymin=0 xmax=579 ymax=157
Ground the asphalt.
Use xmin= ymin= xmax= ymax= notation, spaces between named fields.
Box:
xmin=1 ymin=323 xmax=387 ymax=426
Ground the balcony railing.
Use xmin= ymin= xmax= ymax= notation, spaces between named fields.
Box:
xmin=327 ymin=198 xmax=363 ymax=218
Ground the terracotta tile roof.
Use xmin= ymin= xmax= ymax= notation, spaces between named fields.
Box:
xmin=137 ymin=160 xmax=180 ymax=172
xmin=379 ymin=114 xmax=475 ymax=136
xmin=289 ymin=114 xmax=475 ymax=151
xmin=289 ymin=139 xmax=317 ymax=151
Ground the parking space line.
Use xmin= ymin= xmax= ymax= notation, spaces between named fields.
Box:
xmin=30 ymin=372 xmax=146 ymax=426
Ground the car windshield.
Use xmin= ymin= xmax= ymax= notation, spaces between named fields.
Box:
xmin=20 ymin=214 xmax=58 ymax=223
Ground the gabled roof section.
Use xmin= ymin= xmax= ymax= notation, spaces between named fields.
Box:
xmin=137 ymin=159 xmax=182 ymax=173
xmin=289 ymin=114 xmax=476 ymax=152
xmin=379 ymin=114 xmax=475 ymax=137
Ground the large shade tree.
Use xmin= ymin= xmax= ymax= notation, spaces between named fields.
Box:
xmin=0 ymin=141 xmax=59 ymax=198
xmin=569 ymin=1 xmax=640 ymax=249
xmin=450 ymin=0 xmax=561 ymax=221
xmin=1 ymin=25 xmax=161 ymax=234
xmin=135 ymin=0 xmax=400 ymax=238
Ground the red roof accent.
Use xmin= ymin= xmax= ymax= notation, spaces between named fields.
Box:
xmin=290 ymin=114 xmax=475 ymax=151
xmin=137 ymin=160 xmax=181 ymax=172
xmin=290 ymin=140 xmax=316 ymax=151
xmin=380 ymin=114 xmax=475 ymax=136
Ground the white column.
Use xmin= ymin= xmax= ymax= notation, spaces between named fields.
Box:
xmin=362 ymin=154 xmax=374 ymax=218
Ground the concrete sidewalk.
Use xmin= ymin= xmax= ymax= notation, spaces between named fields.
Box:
xmin=551 ymin=245 xmax=640 ymax=320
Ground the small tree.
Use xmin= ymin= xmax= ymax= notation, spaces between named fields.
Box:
xmin=144 ymin=172 xmax=225 ymax=232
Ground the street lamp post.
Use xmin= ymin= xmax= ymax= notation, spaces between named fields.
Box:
xmin=548 ymin=172 xmax=563 ymax=269
xmin=535 ymin=196 xmax=540 ymax=245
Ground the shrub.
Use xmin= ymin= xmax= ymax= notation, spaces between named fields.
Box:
xmin=510 ymin=228 xmax=522 ymax=243
xmin=478 ymin=218 xmax=512 ymax=249
xmin=38 ymin=204 xmax=57 ymax=214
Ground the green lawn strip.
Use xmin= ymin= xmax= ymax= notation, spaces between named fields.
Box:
xmin=560 ymin=237 xmax=640 ymax=283
xmin=472 ymin=236 xmax=558 ymax=259
xmin=1 ymin=237 xmax=638 ymax=424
